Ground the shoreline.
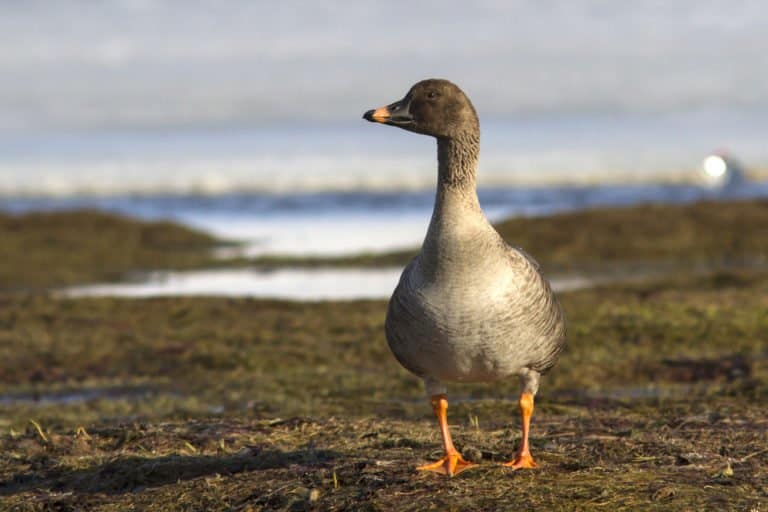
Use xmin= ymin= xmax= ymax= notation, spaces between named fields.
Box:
xmin=2 ymin=198 xmax=768 ymax=293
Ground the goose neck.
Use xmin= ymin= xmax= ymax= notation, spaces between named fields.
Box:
xmin=437 ymin=133 xmax=479 ymax=191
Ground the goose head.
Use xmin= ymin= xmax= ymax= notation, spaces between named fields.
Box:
xmin=363 ymin=79 xmax=479 ymax=139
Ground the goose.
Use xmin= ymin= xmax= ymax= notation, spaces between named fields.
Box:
xmin=363 ymin=79 xmax=567 ymax=477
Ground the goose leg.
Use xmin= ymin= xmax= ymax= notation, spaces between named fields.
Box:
xmin=503 ymin=391 xmax=537 ymax=469
xmin=417 ymin=394 xmax=477 ymax=477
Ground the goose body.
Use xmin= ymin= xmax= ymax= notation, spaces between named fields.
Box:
xmin=364 ymin=79 xmax=566 ymax=476
xmin=386 ymin=189 xmax=564 ymax=390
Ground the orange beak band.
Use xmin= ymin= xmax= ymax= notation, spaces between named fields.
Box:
xmin=363 ymin=98 xmax=412 ymax=126
xmin=363 ymin=106 xmax=391 ymax=123
xmin=369 ymin=107 xmax=391 ymax=123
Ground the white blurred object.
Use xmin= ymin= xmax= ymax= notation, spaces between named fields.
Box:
xmin=697 ymin=151 xmax=745 ymax=188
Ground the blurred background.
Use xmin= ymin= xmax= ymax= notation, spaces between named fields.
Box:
xmin=2 ymin=0 xmax=768 ymax=297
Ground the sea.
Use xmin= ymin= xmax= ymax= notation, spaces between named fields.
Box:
xmin=2 ymin=1 xmax=767 ymax=298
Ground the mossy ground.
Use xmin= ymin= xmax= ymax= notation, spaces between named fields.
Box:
xmin=0 ymin=210 xmax=220 ymax=291
xmin=1 ymin=273 xmax=766 ymax=510
xmin=0 ymin=201 xmax=767 ymax=510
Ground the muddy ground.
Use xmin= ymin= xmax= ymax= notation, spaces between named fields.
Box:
xmin=0 ymin=201 xmax=766 ymax=510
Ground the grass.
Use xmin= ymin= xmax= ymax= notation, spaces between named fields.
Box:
xmin=0 ymin=200 xmax=767 ymax=510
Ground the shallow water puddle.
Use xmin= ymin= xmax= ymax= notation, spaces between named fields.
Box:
xmin=60 ymin=268 xmax=601 ymax=300
xmin=62 ymin=267 xmax=404 ymax=300
xmin=0 ymin=385 xmax=165 ymax=406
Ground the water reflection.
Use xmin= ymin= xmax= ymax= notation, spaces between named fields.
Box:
xmin=62 ymin=268 xmax=599 ymax=301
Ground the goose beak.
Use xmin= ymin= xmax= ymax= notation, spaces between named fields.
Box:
xmin=363 ymin=97 xmax=413 ymax=126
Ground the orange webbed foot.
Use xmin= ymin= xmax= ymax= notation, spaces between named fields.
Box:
xmin=502 ymin=451 xmax=537 ymax=470
xmin=417 ymin=451 xmax=478 ymax=477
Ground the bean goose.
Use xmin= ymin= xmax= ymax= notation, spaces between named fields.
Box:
xmin=363 ymin=79 xmax=567 ymax=477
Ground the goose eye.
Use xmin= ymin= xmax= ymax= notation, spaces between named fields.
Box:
xmin=426 ymin=91 xmax=437 ymax=99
